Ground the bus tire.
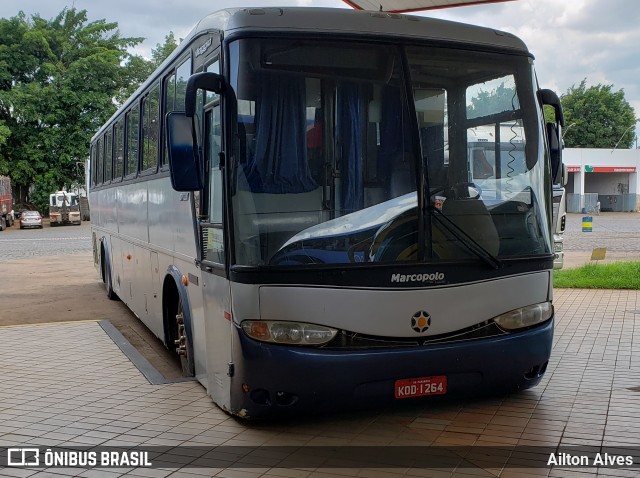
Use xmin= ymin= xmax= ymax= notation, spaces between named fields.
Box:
xmin=163 ymin=276 xmax=194 ymax=377
xmin=175 ymin=296 xmax=192 ymax=376
xmin=101 ymin=244 xmax=118 ymax=301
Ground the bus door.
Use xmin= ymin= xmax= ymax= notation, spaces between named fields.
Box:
xmin=200 ymin=98 xmax=233 ymax=406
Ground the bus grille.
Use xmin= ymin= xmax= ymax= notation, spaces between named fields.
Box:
xmin=324 ymin=321 xmax=506 ymax=349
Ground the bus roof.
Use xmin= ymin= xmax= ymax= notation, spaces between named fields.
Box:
xmin=343 ymin=0 xmax=515 ymax=14
xmin=194 ymin=8 xmax=527 ymax=52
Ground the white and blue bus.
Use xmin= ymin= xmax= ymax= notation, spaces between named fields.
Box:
xmin=90 ymin=7 xmax=565 ymax=418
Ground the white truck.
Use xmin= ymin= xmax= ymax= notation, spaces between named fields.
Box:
xmin=49 ymin=191 xmax=81 ymax=226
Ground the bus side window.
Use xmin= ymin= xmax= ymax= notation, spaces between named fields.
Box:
xmin=96 ymin=137 xmax=103 ymax=184
xmin=141 ymin=84 xmax=160 ymax=172
xmin=104 ymin=128 xmax=113 ymax=182
xmin=125 ymin=104 xmax=140 ymax=176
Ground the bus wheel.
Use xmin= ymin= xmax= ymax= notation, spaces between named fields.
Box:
xmin=101 ymin=246 xmax=118 ymax=301
xmin=174 ymin=296 xmax=192 ymax=375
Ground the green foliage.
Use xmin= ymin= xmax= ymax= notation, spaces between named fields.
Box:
xmin=554 ymin=261 xmax=640 ymax=289
xmin=0 ymin=120 xmax=9 ymax=146
xmin=30 ymin=170 xmax=61 ymax=214
xmin=543 ymin=105 xmax=556 ymax=124
xmin=117 ymin=32 xmax=178 ymax=104
xmin=0 ymin=8 xmax=175 ymax=205
xmin=561 ymin=79 xmax=637 ymax=148
xmin=467 ymin=82 xmax=518 ymax=118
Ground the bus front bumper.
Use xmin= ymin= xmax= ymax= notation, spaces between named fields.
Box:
xmin=229 ymin=318 xmax=553 ymax=418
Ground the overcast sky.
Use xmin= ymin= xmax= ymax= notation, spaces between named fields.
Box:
xmin=2 ymin=0 xmax=639 ymax=121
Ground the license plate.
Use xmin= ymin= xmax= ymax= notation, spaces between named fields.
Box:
xmin=395 ymin=376 xmax=447 ymax=399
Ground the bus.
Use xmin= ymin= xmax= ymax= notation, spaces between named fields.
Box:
xmin=90 ymin=7 xmax=565 ymax=418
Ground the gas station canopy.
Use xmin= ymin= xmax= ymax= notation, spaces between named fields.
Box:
xmin=342 ymin=0 xmax=514 ymax=13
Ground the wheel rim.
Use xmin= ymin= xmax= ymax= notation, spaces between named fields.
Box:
xmin=175 ymin=297 xmax=191 ymax=375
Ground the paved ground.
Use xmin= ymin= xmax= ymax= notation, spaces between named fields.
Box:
xmin=0 ymin=222 xmax=183 ymax=381
xmin=562 ymin=212 xmax=640 ymax=268
xmin=0 ymin=220 xmax=92 ymax=260
xmin=0 ymin=213 xmax=639 ymax=477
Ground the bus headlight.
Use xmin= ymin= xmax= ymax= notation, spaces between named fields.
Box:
xmin=242 ymin=320 xmax=338 ymax=345
xmin=493 ymin=302 xmax=553 ymax=331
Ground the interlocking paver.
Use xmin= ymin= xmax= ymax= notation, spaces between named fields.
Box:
xmin=0 ymin=287 xmax=639 ymax=477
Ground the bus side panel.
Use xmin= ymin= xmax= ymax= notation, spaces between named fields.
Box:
xmin=148 ymin=177 xmax=179 ymax=253
xmin=91 ymin=190 xmax=103 ymax=230
xmin=147 ymin=176 xmax=198 ymax=258
xmin=102 ymin=187 xmax=118 ymax=234
xmin=202 ymin=271 xmax=233 ymax=410
xmin=118 ymin=182 xmax=149 ymax=243
xmin=174 ymin=193 xmax=198 ymax=258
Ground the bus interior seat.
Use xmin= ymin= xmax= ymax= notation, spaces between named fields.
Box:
xmin=433 ymin=198 xmax=500 ymax=259
xmin=490 ymin=200 xmax=541 ymax=255
xmin=389 ymin=161 xmax=414 ymax=198
xmin=233 ymin=187 xmax=324 ymax=265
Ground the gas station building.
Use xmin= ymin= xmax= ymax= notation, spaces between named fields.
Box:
xmin=564 ymin=148 xmax=640 ymax=213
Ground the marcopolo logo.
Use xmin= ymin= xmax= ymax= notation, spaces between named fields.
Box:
xmin=195 ymin=38 xmax=213 ymax=57
xmin=391 ymin=272 xmax=445 ymax=284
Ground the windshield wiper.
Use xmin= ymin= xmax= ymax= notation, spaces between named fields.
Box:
xmin=429 ymin=205 xmax=503 ymax=270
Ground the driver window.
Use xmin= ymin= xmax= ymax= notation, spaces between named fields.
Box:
xmin=466 ymin=74 xmax=529 ymax=202
xmin=413 ymin=88 xmax=448 ymax=196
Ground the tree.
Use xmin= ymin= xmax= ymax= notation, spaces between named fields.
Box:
xmin=0 ymin=8 xmax=146 ymax=211
xmin=467 ymin=82 xmax=518 ymax=118
xmin=117 ymin=32 xmax=178 ymax=104
xmin=561 ymin=79 xmax=637 ymax=149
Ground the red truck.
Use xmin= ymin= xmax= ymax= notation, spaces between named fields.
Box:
xmin=0 ymin=175 xmax=14 ymax=230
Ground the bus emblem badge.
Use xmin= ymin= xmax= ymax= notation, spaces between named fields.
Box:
xmin=411 ymin=311 xmax=431 ymax=333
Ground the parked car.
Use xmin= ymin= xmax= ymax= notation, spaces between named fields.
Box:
xmin=20 ymin=211 xmax=43 ymax=229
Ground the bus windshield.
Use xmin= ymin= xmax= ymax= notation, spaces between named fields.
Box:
xmin=230 ymin=38 xmax=550 ymax=267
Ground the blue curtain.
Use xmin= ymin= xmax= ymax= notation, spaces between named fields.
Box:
xmin=337 ymin=83 xmax=363 ymax=212
xmin=378 ymin=86 xmax=410 ymax=177
xmin=244 ymin=74 xmax=316 ymax=194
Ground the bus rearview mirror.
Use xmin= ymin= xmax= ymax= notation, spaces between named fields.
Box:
xmin=166 ymin=111 xmax=203 ymax=192
xmin=546 ymin=122 xmax=562 ymax=183
xmin=185 ymin=72 xmax=224 ymax=117
xmin=539 ymin=89 xmax=564 ymax=127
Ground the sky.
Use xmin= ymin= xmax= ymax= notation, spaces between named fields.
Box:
xmin=1 ymin=0 xmax=639 ymax=124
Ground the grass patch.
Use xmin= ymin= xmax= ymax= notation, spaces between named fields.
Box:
xmin=554 ymin=261 xmax=640 ymax=289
